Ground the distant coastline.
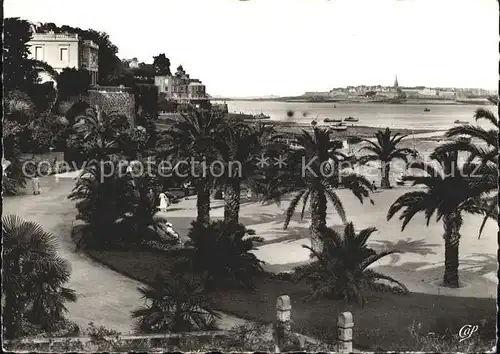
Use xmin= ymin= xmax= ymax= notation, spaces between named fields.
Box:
xmin=211 ymin=98 xmax=493 ymax=106
xmin=157 ymin=114 xmax=438 ymax=139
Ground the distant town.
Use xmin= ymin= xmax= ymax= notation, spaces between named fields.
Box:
xmin=213 ymin=76 xmax=498 ymax=105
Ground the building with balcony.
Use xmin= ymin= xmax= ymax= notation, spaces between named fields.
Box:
xmin=27 ymin=30 xmax=99 ymax=85
xmin=154 ymin=65 xmax=208 ymax=105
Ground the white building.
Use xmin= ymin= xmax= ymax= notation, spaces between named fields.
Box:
xmin=27 ymin=29 xmax=99 ymax=85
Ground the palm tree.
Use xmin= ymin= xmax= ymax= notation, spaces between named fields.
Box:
xmin=244 ymin=121 xmax=283 ymax=200
xmin=358 ymin=127 xmax=416 ymax=189
xmin=24 ymin=267 xmax=77 ymax=331
xmin=67 ymin=158 xmax=136 ymax=249
xmin=2 ymin=214 xmax=76 ymax=339
xmin=131 ymin=275 xmax=220 ymax=333
xmin=387 ymin=150 xmax=486 ymax=288
xmin=174 ymin=220 xmax=264 ymax=291
xmin=69 ymin=157 xmax=164 ymax=250
xmin=294 ymin=222 xmax=408 ymax=306
xmin=70 ymin=105 xmax=130 ymax=160
xmin=204 ymin=120 xmax=267 ymax=226
xmin=433 ymin=104 xmax=498 ymax=236
xmin=161 ymin=107 xmax=226 ymax=224
xmin=266 ymin=127 xmax=373 ymax=253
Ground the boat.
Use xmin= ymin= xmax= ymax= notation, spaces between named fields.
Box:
xmin=324 ymin=117 xmax=342 ymax=123
xmin=424 ymin=108 xmax=431 ymax=112
xmin=344 ymin=117 xmax=359 ymax=122
xmin=254 ymin=112 xmax=270 ymax=120
xmin=329 ymin=123 xmax=348 ymax=131
xmin=454 ymin=120 xmax=469 ymax=124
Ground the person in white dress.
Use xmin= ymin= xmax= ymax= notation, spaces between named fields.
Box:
xmin=32 ymin=175 xmax=41 ymax=195
xmin=158 ymin=192 xmax=169 ymax=212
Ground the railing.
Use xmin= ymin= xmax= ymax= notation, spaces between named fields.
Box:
xmin=31 ymin=33 xmax=79 ymax=41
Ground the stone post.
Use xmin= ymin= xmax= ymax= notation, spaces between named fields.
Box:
xmin=337 ymin=312 xmax=354 ymax=353
xmin=275 ymin=295 xmax=292 ymax=352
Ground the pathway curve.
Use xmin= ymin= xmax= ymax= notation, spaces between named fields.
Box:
xmin=3 ymin=175 xmax=246 ymax=334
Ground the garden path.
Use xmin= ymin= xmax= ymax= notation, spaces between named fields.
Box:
xmin=3 ymin=175 xmax=248 ymax=334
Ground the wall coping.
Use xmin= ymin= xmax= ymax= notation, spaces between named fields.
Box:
xmin=30 ymin=33 xmax=79 ymax=41
xmin=5 ymin=330 xmax=230 ymax=345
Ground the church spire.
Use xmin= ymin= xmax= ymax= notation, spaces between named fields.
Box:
xmin=394 ymin=75 xmax=399 ymax=88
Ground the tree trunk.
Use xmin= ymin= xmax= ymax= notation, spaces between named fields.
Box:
xmin=214 ymin=188 xmax=223 ymax=200
xmin=309 ymin=191 xmax=327 ymax=255
xmin=196 ymin=179 xmax=210 ymax=224
xmin=380 ymin=161 xmax=391 ymax=189
xmin=224 ymin=178 xmax=241 ymax=226
xmin=442 ymin=214 xmax=461 ymax=287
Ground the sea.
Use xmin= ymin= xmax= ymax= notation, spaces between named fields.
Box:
xmin=215 ymin=100 xmax=493 ymax=131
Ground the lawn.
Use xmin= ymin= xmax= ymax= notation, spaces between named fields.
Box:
xmin=86 ymin=248 xmax=496 ymax=351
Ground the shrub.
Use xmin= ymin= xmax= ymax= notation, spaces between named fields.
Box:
xmin=85 ymin=321 xmax=121 ymax=340
xmin=294 ymin=222 xmax=408 ymax=305
xmin=131 ymin=275 xmax=219 ymax=333
xmin=173 ymin=220 xmax=265 ymax=291
xmin=430 ymin=315 xmax=496 ymax=342
xmin=2 ymin=158 xmax=26 ymax=195
xmin=4 ymin=90 xmax=36 ymax=124
xmin=409 ymin=321 xmax=496 ymax=353
xmin=68 ymin=158 xmax=162 ymax=250
xmin=190 ymin=324 xmax=335 ymax=352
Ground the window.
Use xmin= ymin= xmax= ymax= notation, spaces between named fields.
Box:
xmin=60 ymin=47 xmax=68 ymax=62
xmin=34 ymin=46 xmax=43 ymax=60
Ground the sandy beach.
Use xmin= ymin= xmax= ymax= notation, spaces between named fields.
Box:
xmin=165 ymin=190 xmax=497 ymax=299
xmin=158 ymin=137 xmax=496 ymax=299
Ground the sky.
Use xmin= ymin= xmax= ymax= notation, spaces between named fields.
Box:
xmin=4 ymin=0 xmax=499 ymax=97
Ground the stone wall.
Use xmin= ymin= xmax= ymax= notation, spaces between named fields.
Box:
xmin=88 ymin=86 xmax=136 ymax=128
xmin=4 ymin=331 xmax=230 ymax=352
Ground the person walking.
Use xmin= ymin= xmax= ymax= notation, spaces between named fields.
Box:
xmin=32 ymin=175 xmax=41 ymax=195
